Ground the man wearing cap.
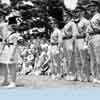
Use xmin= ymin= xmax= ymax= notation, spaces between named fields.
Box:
xmin=73 ymin=6 xmax=90 ymax=82
xmin=62 ymin=10 xmax=78 ymax=81
xmin=86 ymin=0 xmax=100 ymax=83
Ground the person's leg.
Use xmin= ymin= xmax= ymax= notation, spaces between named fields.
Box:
xmin=6 ymin=63 xmax=17 ymax=88
xmin=79 ymin=50 xmax=84 ymax=81
xmin=64 ymin=49 xmax=73 ymax=80
xmin=62 ymin=57 xmax=67 ymax=76
xmin=10 ymin=63 xmax=16 ymax=82
xmin=63 ymin=40 xmax=72 ymax=76
xmin=80 ymin=49 xmax=90 ymax=82
xmin=53 ymin=56 xmax=58 ymax=77
xmin=67 ymin=47 xmax=76 ymax=81
xmin=63 ymin=47 xmax=69 ymax=76
xmin=94 ymin=49 xmax=100 ymax=81
xmin=50 ymin=55 xmax=57 ymax=79
xmin=83 ymin=49 xmax=90 ymax=81
xmin=55 ymin=53 xmax=62 ymax=79
xmin=63 ymin=39 xmax=76 ymax=80
xmin=88 ymin=42 xmax=96 ymax=81
xmin=75 ymin=47 xmax=82 ymax=81
xmin=1 ymin=63 xmax=9 ymax=85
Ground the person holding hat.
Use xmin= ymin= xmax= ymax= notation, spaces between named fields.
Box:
xmin=73 ymin=5 xmax=90 ymax=82
xmin=86 ymin=0 xmax=100 ymax=83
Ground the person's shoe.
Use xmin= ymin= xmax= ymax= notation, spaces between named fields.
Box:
xmin=89 ymin=75 xmax=97 ymax=82
xmin=51 ymin=74 xmax=56 ymax=80
xmin=34 ymin=70 xmax=41 ymax=76
xmin=83 ymin=78 xmax=88 ymax=82
xmin=4 ymin=82 xmax=16 ymax=88
xmin=56 ymin=74 xmax=62 ymax=80
xmin=77 ymin=75 xmax=83 ymax=82
xmin=92 ymin=78 xmax=100 ymax=84
xmin=56 ymin=74 xmax=61 ymax=78
xmin=70 ymin=75 xmax=76 ymax=81
xmin=1 ymin=81 xmax=9 ymax=86
xmin=96 ymin=80 xmax=100 ymax=84
xmin=92 ymin=78 xmax=97 ymax=83
xmin=65 ymin=75 xmax=71 ymax=81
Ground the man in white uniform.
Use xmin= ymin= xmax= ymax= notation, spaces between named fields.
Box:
xmin=62 ymin=11 xmax=78 ymax=81
xmin=73 ymin=6 xmax=90 ymax=81
xmin=86 ymin=0 xmax=100 ymax=83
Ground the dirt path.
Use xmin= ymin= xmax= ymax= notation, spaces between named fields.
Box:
xmin=0 ymin=74 xmax=99 ymax=88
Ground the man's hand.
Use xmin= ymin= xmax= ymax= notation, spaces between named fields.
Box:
xmin=72 ymin=34 xmax=76 ymax=40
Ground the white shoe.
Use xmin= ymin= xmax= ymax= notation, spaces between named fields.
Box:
xmin=56 ymin=74 xmax=61 ymax=78
xmin=92 ymin=79 xmax=100 ymax=84
xmin=83 ymin=78 xmax=88 ymax=82
xmin=34 ymin=71 xmax=41 ymax=76
xmin=4 ymin=82 xmax=16 ymax=88
xmin=65 ymin=75 xmax=70 ymax=81
xmin=51 ymin=74 xmax=56 ymax=80
xmin=70 ymin=76 xmax=76 ymax=81
xmin=77 ymin=76 xmax=83 ymax=82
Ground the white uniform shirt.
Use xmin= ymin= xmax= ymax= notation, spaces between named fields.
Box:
xmin=62 ymin=20 xmax=78 ymax=50
xmin=63 ymin=21 xmax=78 ymax=36
xmin=78 ymin=17 xmax=89 ymax=34
xmin=50 ymin=28 xmax=61 ymax=44
xmin=77 ymin=17 xmax=89 ymax=50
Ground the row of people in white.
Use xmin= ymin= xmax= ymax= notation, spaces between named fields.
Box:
xmin=49 ymin=0 xmax=100 ymax=82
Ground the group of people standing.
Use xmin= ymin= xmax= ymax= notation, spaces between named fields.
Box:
xmin=0 ymin=0 xmax=100 ymax=88
xmin=49 ymin=0 xmax=100 ymax=83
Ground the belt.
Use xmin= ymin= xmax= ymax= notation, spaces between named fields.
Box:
xmin=63 ymin=32 xmax=100 ymax=40
xmin=7 ymin=43 xmax=14 ymax=45
xmin=90 ymin=33 xmax=100 ymax=36
xmin=63 ymin=34 xmax=86 ymax=40
xmin=51 ymin=43 xmax=58 ymax=45
xmin=5 ymin=43 xmax=14 ymax=47
xmin=77 ymin=34 xmax=86 ymax=39
xmin=0 ymin=39 xmax=14 ymax=45
xmin=63 ymin=35 xmax=72 ymax=40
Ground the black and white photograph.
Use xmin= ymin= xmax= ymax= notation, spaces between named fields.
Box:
xmin=0 ymin=0 xmax=100 ymax=89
